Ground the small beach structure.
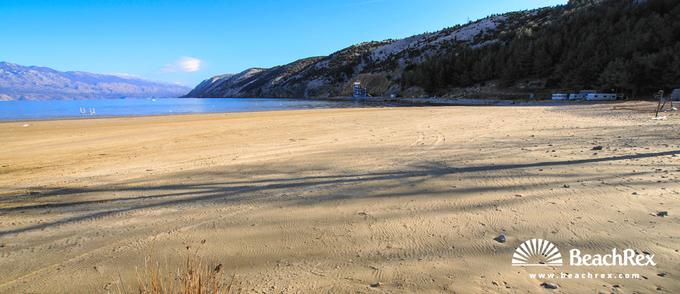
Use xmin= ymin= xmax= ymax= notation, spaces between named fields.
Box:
xmin=672 ymin=89 xmax=680 ymax=101
xmin=353 ymin=81 xmax=368 ymax=98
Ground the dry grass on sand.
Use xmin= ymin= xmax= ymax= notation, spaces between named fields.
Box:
xmin=115 ymin=251 xmax=230 ymax=294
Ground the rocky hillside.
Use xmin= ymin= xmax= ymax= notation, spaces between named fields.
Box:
xmin=188 ymin=0 xmax=679 ymax=99
xmin=0 ymin=62 xmax=190 ymax=100
xmin=186 ymin=9 xmax=539 ymax=99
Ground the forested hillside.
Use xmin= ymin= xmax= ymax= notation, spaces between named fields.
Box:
xmin=188 ymin=0 xmax=679 ymax=99
xmin=403 ymin=0 xmax=680 ymax=98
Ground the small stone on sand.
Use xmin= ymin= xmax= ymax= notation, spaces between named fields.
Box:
xmin=540 ymin=282 xmax=558 ymax=289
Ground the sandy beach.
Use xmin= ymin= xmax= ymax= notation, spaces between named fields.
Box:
xmin=0 ymin=102 xmax=678 ymax=293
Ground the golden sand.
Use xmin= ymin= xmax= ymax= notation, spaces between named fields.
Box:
xmin=0 ymin=102 xmax=678 ymax=292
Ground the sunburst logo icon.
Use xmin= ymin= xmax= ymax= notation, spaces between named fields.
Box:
xmin=512 ymin=239 xmax=563 ymax=267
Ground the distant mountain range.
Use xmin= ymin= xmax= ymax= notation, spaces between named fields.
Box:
xmin=187 ymin=0 xmax=679 ymax=99
xmin=0 ymin=62 xmax=189 ymax=100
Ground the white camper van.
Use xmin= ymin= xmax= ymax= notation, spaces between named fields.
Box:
xmin=552 ymin=93 xmax=568 ymax=100
xmin=566 ymin=90 xmax=597 ymax=100
xmin=585 ymin=93 xmax=617 ymax=101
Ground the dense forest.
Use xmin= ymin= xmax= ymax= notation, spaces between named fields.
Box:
xmin=401 ymin=0 xmax=680 ymax=98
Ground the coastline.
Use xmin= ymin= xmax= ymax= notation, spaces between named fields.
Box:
xmin=1 ymin=96 xmax=641 ymax=123
xmin=320 ymin=96 xmax=630 ymax=106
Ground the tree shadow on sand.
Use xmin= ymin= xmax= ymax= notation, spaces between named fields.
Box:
xmin=0 ymin=149 xmax=677 ymax=237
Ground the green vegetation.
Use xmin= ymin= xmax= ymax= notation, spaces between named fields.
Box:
xmin=402 ymin=0 xmax=680 ymax=98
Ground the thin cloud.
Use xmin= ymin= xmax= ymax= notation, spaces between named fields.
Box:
xmin=161 ymin=56 xmax=202 ymax=73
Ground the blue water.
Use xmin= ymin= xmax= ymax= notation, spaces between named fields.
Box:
xmin=0 ymin=98 xmax=374 ymax=121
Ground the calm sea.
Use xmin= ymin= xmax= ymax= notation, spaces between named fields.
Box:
xmin=0 ymin=98 xmax=381 ymax=121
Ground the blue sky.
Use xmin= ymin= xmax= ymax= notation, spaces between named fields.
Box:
xmin=1 ymin=0 xmax=566 ymax=86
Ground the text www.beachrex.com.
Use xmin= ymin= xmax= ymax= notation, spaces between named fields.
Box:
xmin=529 ymin=272 xmax=641 ymax=280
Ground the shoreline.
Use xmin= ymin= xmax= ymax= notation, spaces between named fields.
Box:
xmin=0 ymin=96 xmax=640 ymax=123
xmin=322 ymin=96 xmax=636 ymax=106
